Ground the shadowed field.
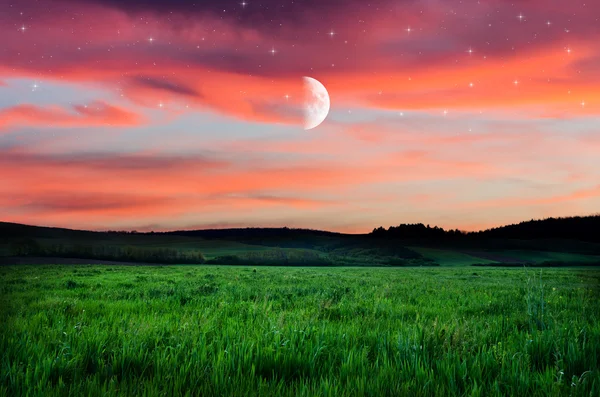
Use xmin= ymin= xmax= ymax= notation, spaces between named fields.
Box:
xmin=1 ymin=265 xmax=599 ymax=396
xmin=3 ymin=220 xmax=600 ymax=267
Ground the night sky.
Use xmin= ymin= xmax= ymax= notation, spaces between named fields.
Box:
xmin=1 ymin=0 xmax=599 ymax=232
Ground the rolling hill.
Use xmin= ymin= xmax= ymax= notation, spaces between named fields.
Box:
xmin=1 ymin=215 xmax=600 ymax=266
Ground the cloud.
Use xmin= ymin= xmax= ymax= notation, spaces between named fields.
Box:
xmin=1 ymin=0 xmax=599 ymax=231
xmin=210 ymin=193 xmax=333 ymax=209
xmin=0 ymin=148 xmax=228 ymax=171
xmin=64 ymin=0 xmax=397 ymax=31
xmin=459 ymin=185 xmax=600 ymax=210
xmin=0 ymin=101 xmax=143 ymax=129
xmin=1 ymin=125 xmax=599 ymax=231
xmin=8 ymin=192 xmax=173 ymax=213
xmin=1 ymin=0 xmax=599 ymax=123
xmin=130 ymin=76 xmax=202 ymax=98
xmin=0 ymin=146 xmax=373 ymax=196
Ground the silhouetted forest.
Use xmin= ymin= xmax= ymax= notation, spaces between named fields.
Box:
xmin=370 ymin=224 xmax=464 ymax=240
xmin=7 ymin=239 xmax=206 ymax=264
xmin=371 ymin=216 xmax=600 ymax=243
xmin=1 ymin=215 xmax=599 ymax=265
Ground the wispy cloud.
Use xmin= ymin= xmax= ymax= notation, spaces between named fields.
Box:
xmin=1 ymin=0 xmax=599 ymax=231
xmin=0 ymin=101 xmax=142 ymax=129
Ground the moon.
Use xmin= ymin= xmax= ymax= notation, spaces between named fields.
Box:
xmin=303 ymin=76 xmax=330 ymax=130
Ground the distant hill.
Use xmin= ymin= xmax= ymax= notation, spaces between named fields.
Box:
xmin=473 ymin=216 xmax=600 ymax=242
xmin=2 ymin=215 xmax=599 ymax=242
xmin=1 ymin=215 xmax=600 ymax=266
xmin=0 ymin=221 xmax=102 ymax=239
xmin=0 ymin=222 xmax=339 ymax=241
xmin=371 ymin=215 xmax=600 ymax=243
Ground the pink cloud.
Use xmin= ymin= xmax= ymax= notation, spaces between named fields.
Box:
xmin=0 ymin=101 xmax=143 ymax=129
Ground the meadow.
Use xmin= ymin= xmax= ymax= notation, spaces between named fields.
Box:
xmin=1 ymin=265 xmax=599 ymax=396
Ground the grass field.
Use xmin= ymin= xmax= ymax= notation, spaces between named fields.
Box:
xmin=4 ymin=221 xmax=600 ymax=266
xmin=408 ymin=247 xmax=498 ymax=266
xmin=1 ymin=265 xmax=599 ymax=396
xmin=33 ymin=235 xmax=278 ymax=259
xmin=411 ymin=247 xmax=600 ymax=266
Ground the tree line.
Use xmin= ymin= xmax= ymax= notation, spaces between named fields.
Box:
xmin=8 ymin=239 xmax=206 ymax=264
xmin=371 ymin=215 xmax=600 ymax=242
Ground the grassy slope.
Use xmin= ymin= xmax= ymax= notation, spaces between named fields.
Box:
xmin=409 ymin=247 xmax=498 ymax=266
xmin=35 ymin=235 xmax=277 ymax=259
xmin=3 ymin=221 xmax=600 ymax=266
xmin=6 ymin=234 xmax=600 ymax=266
xmin=0 ymin=223 xmax=423 ymax=265
xmin=487 ymin=250 xmax=600 ymax=264
xmin=411 ymin=247 xmax=600 ymax=266
xmin=1 ymin=265 xmax=599 ymax=396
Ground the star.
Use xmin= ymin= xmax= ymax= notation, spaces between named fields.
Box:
xmin=148 ymin=37 xmax=155 ymax=43
xmin=443 ymin=110 xmax=448 ymax=116
xmin=517 ymin=13 xmax=525 ymax=22
xmin=284 ymin=94 xmax=290 ymax=100
xmin=328 ymin=30 xmax=335 ymax=38
xmin=469 ymin=82 xmax=474 ymax=88
xmin=405 ymin=26 xmax=412 ymax=34
xmin=581 ymin=101 xmax=586 ymax=107
xmin=270 ymin=47 xmax=277 ymax=56
xmin=514 ymin=80 xmax=519 ymax=86
xmin=466 ymin=47 xmax=474 ymax=55
xmin=240 ymin=1 xmax=248 ymax=8
xmin=158 ymin=102 xmax=164 ymax=108
xmin=546 ymin=21 xmax=552 ymax=27
xmin=566 ymin=47 xmax=572 ymax=54
xmin=19 ymin=25 xmax=26 ymax=33
xmin=31 ymin=82 xmax=39 ymax=91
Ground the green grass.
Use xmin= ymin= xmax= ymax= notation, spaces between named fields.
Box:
xmin=1 ymin=265 xmax=599 ymax=396
xmin=409 ymin=247 xmax=498 ymax=266
xmin=412 ymin=247 xmax=600 ymax=266
xmin=484 ymin=250 xmax=600 ymax=264
xmin=2 ymin=236 xmax=431 ymax=266
xmin=33 ymin=236 xmax=276 ymax=259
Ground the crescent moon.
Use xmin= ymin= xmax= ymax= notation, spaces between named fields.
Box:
xmin=303 ymin=76 xmax=330 ymax=130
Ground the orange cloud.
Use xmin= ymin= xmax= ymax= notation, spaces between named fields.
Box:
xmin=0 ymin=101 xmax=143 ymax=129
xmin=1 ymin=3 xmax=597 ymax=124
xmin=463 ymin=185 xmax=600 ymax=210
xmin=1 ymin=0 xmax=599 ymax=232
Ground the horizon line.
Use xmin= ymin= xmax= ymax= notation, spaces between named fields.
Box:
xmin=2 ymin=213 xmax=599 ymax=236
